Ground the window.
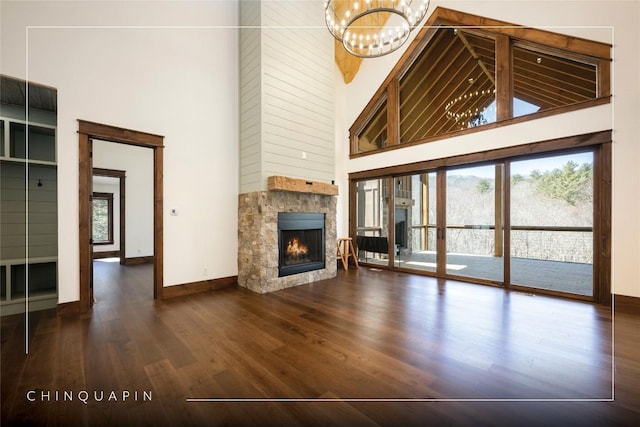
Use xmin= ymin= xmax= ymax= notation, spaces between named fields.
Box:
xmin=400 ymin=28 xmax=497 ymax=140
xmin=356 ymin=99 xmax=388 ymax=153
xmin=92 ymin=192 xmax=114 ymax=245
xmin=512 ymin=43 xmax=597 ymax=117
xmin=349 ymin=8 xmax=610 ymax=156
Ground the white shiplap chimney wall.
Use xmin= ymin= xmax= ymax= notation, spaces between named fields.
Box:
xmin=239 ymin=0 xmax=335 ymax=193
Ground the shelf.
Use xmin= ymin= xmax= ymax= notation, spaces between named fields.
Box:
xmin=0 ymin=257 xmax=58 ymax=266
xmin=0 ymin=156 xmax=57 ymax=166
xmin=0 ymin=294 xmax=58 ymax=316
xmin=268 ymin=176 xmax=339 ymax=196
xmin=0 ymin=265 xmax=5 ymax=301
xmin=0 ymin=260 xmax=57 ymax=306
xmin=8 ymin=122 xmax=56 ymax=163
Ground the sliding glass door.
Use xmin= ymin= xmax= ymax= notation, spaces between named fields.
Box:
xmin=509 ymin=152 xmax=594 ymax=296
xmin=445 ymin=164 xmax=504 ymax=283
xmin=394 ymin=173 xmax=438 ymax=272
xmin=351 ymin=145 xmax=602 ymax=301
xmin=355 ymin=178 xmax=390 ymax=266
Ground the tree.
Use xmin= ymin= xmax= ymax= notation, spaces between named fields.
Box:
xmin=476 ymin=178 xmax=492 ymax=194
xmin=511 ymin=174 xmax=525 ymax=185
xmin=531 ymin=161 xmax=592 ymax=205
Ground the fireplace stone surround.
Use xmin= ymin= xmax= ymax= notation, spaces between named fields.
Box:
xmin=237 ymin=182 xmax=337 ymax=294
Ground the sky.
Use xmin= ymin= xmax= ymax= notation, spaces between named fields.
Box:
xmin=449 ymin=152 xmax=594 ymax=179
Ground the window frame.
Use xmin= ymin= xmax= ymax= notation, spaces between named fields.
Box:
xmin=349 ymin=7 xmax=611 ymax=158
xmin=92 ymin=192 xmax=114 ymax=245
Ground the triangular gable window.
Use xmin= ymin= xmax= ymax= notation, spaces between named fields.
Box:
xmin=350 ymin=8 xmax=610 ymax=156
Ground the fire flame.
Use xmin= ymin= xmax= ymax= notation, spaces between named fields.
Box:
xmin=286 ymin=237 xmax=309 ymax=257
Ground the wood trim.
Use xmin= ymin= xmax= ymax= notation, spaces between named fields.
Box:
xmin=614 ymin=295 xmax=640 ymax=314
xmin=595 ymin=142 xmax=612 ymax=304
xmin=436 ymin=170 xmax=446 ymax=274
xmin=495 ymin=35 xmax=513 ymax=121
xmin=161 ymin=276 xmax=237 ymax=299
xmin=78 ymin=133 xmax=92 ymax=313
xmin=57 ymin=301 xmax=81 ymax=317
xmin=349 ymin=130 xmax=611 ymax=181
xmin=494 ymin=165 xmax=504 ymax=258
xmin=348 ymin=179 xmax=357 ymax=248
xmin=93 ymin=250 xmax=120 ymax=259
xmin=93 ymin=168 xmax=126 ymax=178
xmin=78 ymin=120 xmax=164 ymax=313
xmin=349 ymin=89 xmax=389 ymax=146
xmin=387 ymin=178 xmax=395 ymax=267
xmin=78 ymin=120 xmax=164 ymax=148
xmin=120 ymin=175 xmax=126 ymax=264
xmin=267 ymin=176 xmax=338 ymax=196
xmin=154 ymin=146 xmax=164 ymax=300
xmin=503 ymin=161 xmax=511 ymax=287
xmin=123 ymin=256 xmax=154 ymax=266
xmin=350 ymin=96 xmax=611 ymax=159
xmin=432 ymin=7 xmax=611 ymax=60
xmin=598 ymin=58 xmax=611 ymax=98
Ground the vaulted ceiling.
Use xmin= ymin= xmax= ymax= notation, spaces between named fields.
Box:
xmin=357 ymin=24 xmax=598 ymax=151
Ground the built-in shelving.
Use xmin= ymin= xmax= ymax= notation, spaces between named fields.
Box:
xmin=1 ymin=75 xmax=58 ymax=316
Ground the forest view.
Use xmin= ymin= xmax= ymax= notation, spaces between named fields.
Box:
xmin=440 ymin=155 xmax=593 ymax=264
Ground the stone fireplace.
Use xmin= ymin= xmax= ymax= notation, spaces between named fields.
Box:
xmin=237 ymin=176 xmax=337 ymax=294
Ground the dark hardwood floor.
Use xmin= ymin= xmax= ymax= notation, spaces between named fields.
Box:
xmin=1 ymin=262 xmax=639 ymax=426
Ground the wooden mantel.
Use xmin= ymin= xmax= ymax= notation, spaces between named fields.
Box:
xmin=267 ymin=176 xmax=338 ymax=196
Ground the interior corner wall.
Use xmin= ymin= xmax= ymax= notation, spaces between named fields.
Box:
xmin=0 ymin=1 xmax=240 ymax=303
xmin=335 ymin=0 xmax=640 ymax=298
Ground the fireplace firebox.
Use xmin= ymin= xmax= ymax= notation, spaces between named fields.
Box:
xmin=278 ymin=212 xmax=325 ymax=277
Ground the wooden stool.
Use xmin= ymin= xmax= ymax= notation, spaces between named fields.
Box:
xmin=337 ymin=237 xmax=359 ymax=270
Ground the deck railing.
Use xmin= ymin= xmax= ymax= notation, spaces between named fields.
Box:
xmin=358 ymin=224 xmax=593 ymax=264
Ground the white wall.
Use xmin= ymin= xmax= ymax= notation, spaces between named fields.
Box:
xmin=239 ymin=0 xmax=335 ymax=193
xmin=92 ymin=177 xmax=121 ymax=253
xmin=335 ymin=0 xmax=640 ymax=298
xmin=93 ymin=141 xmax=153 ymax=258
xmin=1 ymin=1 xmax=239 ymax=303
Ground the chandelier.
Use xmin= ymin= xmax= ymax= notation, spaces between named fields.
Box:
xmin=324 ymin=0 xmax=431 ymax=58
xmin=444 ymin=87 xmax=496 ymax=129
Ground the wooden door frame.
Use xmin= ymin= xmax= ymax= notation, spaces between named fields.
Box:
xmin=79 ymin=120 xmax=164 ymax=313
xmin=92 ymin=168 xmax=126 ymax=263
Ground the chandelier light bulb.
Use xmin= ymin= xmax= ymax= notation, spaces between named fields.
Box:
xmin=325 ymin=0 xmax=431 ymax=58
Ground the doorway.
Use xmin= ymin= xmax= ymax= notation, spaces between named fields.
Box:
xmin=78 ymin=120 xmax=164 ymax=313
xmin=92 ymin=168 xmax=126 ymax=263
